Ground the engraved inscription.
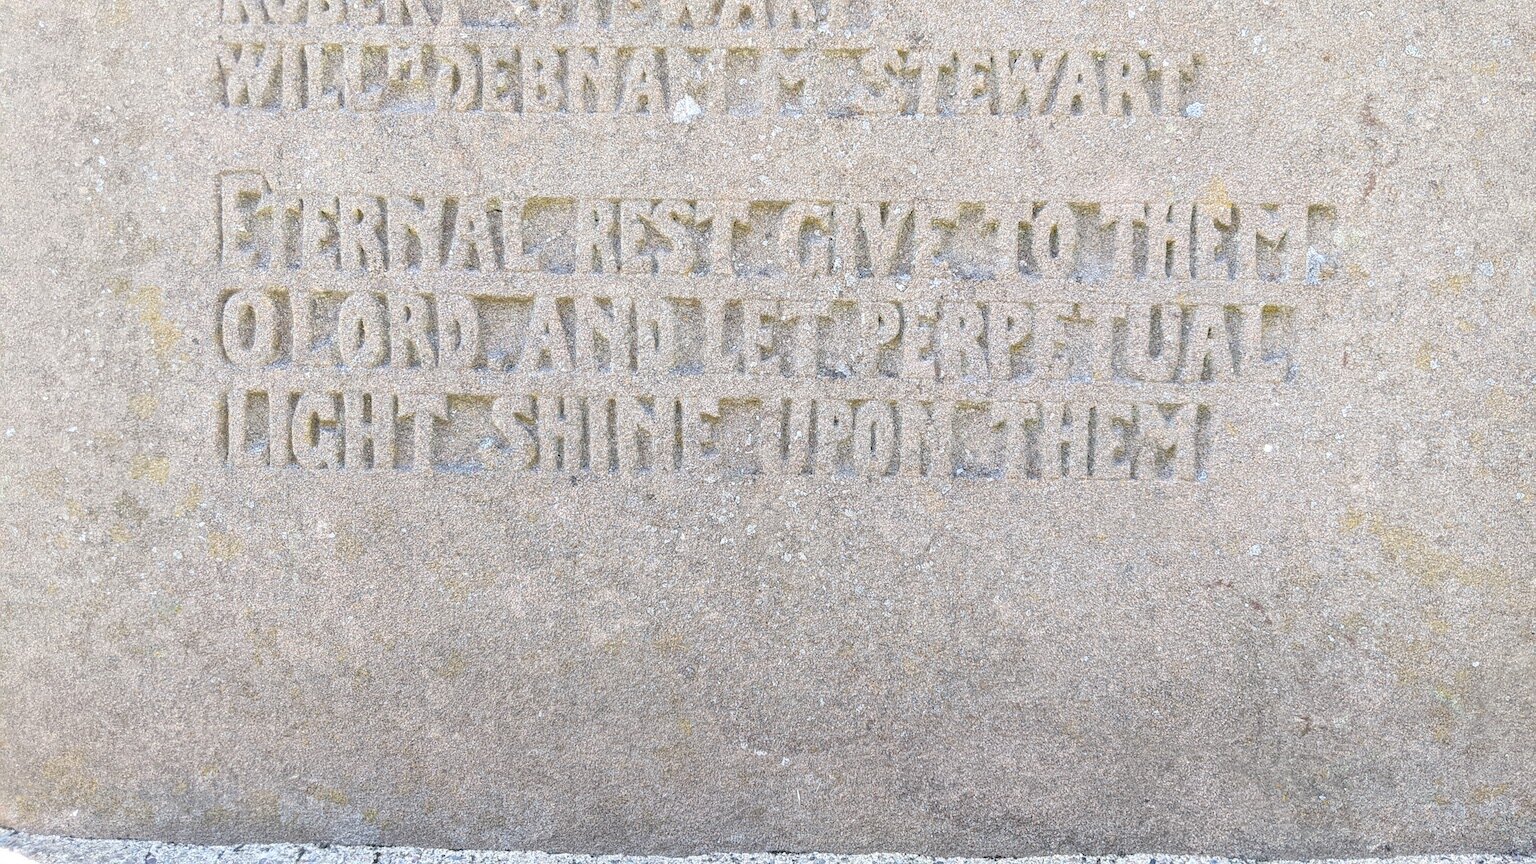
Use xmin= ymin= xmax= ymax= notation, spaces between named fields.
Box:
xmin=212 ymin=43 xmax=1205 ymax=118
xmin=214 ymin=289 xmax=1297 ymax=386
xmin=217 ymin=175 xmax=1336 ymax=282
xmin=222 ymin=0 xmax=868 ymax=30
xmin=215 ymin=388 xmax=1211 ymax=480
xmin=207 ymin=174 xmax=1336 ymax=481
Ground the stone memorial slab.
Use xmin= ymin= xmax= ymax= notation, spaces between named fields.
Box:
xmin=0 ymin=0 xmax=1532 ymax=858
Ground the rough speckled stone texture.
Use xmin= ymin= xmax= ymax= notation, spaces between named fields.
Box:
xmin=2 ymin=833 xmax=1533 ymax=864
xmin=1 ymin=0 xmax=1534 ymax=858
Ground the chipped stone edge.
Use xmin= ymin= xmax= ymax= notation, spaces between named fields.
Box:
xmin=1 ymin=831 xmax=1533 ymax=864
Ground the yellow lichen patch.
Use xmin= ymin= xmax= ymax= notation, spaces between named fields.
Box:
xmin=130 ymin=454 xmax=171 ymax=484
xmin=306 ymin=784 xmax=350 ymax=807
xmin=128 ymin=393 xmax=157 ymax=420
xmin=1471 ymin=782 xmax=1512 ymax=804
xmin=245 ymin=789 xmax=282 ymax=826
xmin=27 ymin=468 xmax=64 ymax=499
xmin=207 ymin=530 xmax=245 ymax=562
xmin=1333 ymin=226 xmax=1371 ymax=257
xmin=438 ymin=651 xmax=467 ymax=679
xmin=114 ymin=493 xmax=147 ymax=524
xmin=1338 ymin=611 xmax=1367 ymax=637
xmin=40 ymin=750 xmax=101 ymax=805
xmin=441 ymin=571 xmax=502 ymax=604
xmin=95 ymin=0 xmax=133 ymax=26
xmin=1429 ymin=702 xmax=1455 ymax=744
xmin=1484 ymin=386 xmax=1525 ymax=424
xmin=175 ymin=484 xmax=203 ymax=517
xmin=1338 ymin=509 xmax=1365 ymax=532
xmin=440 ymin=575 xmax=468 ymax=602
xmin=334 ymin=527 xmax=365 ymax=563
xmin=1430 ymin=274 xmax=1470 ymax=297
xmin=125 ymin=284 xmax=183 ymax=362
xmin=1366 ymin=515 xmax=1507 ymax=590
xmin=1381 ymin=635 xmax=1432 ymax=688
xmin=1414 ymin=342 xmax=1436 ymax=371
xmin=1198 ymin=177 xmax=1234 ymax=210
xmin=1281 ymin=565 xmax=1324 ymax=590
xmin=113 ymin=282 xmax=179 ymax=357
xmin=652 ymin=632 xmax=686 ymax=655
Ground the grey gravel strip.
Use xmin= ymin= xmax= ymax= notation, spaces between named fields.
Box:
xmin=1 ymin=834 xmax=1531 ymax=864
